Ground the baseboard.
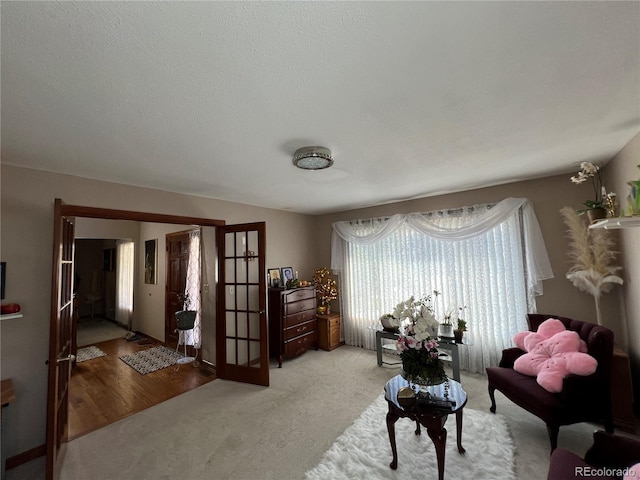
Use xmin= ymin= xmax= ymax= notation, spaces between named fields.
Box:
xmin=6 ymin=443 xmax=45 ymax=470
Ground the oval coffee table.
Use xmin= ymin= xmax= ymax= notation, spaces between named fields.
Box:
xmin=384 ymin=375 xmax=467 ymax=480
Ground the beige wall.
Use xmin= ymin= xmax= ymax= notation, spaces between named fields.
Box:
xmin=0 ymin=165 xmax=318 ymax=459
xmin=602 ymin=132 xmax=640 ymax=404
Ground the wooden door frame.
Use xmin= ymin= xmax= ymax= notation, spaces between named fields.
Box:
xmin=48 ymin=201 xmax=225 ymax=479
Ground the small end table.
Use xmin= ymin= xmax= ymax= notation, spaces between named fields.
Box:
xmin=384 ymin=375 xmax=467 ymax=480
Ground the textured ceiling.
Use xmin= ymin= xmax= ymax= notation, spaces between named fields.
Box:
xmin=2 ymin=1 xmax=639 ymax=215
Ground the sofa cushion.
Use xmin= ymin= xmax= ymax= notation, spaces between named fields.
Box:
xmin=486 ymin=366 xmax=563 ymax=421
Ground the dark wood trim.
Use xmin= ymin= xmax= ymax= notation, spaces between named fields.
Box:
xmin=6 ymin=444 xmax=46 ymax=470
xmin=58 ymin=203 xmax=226 ymax=227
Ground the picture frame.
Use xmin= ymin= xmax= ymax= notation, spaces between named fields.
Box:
xmin=144 ymin=239 xmax=157 ymax=284
xmin=267 ymin=268 xmax=282 ymax=288
xmin=280 ymin=266 xmax=294 ymax=286
xmin=0 ymin=262 xmax=5 ymax=300
xmin=103 ymin=248 xmax=115 ymax=272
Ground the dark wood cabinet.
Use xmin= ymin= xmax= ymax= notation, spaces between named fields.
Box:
xmin=612 ymin=346 xmax=636 ymax=433
xmin=268 ymin=286 xmax=317 ymax=367
xmin=317 ymin=313 xmax=343 ymax=351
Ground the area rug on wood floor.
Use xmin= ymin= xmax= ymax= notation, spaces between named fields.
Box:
xmin=76 ymin=346 xmax=107 ymax=363
xmin=305 ymin=394 xmax=515 ymax=480
xmin=119 ymin=346 xmax=184 ymax=375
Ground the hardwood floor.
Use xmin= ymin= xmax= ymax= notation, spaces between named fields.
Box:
xmin=68 ymin=337 xmax=216 ymax=440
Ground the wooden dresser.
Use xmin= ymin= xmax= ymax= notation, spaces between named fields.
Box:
xmin=268 ymin=286 xmax=317 ymax=367
xmin=317 ymin=313 xmax=344 ymax=351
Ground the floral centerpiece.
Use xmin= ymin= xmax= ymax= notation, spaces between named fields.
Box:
xmin=570 ymin=162 xmax=607 ymax=221
xmin=381 ymin=294 xmax=448 ymax=387
xmin=313 ymin=267 xmax=337 ymax=314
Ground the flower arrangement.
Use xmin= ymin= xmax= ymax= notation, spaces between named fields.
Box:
xmin=570 ymin=161 xmax=606 ymax=213
xmin=381 ymin=294 xmax=447 ymax=386
xmin=313 ymin=267 xmax=337 ymax=307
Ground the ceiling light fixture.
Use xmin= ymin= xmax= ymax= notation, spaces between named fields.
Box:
xmin=292 ymin=146 xmax=333 ymax=170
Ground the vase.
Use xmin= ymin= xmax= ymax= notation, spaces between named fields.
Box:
xmin=401 ymin=368 xmax=447 ymax=388
xmin=439 ymin=324 xmax=454 ymax=338
xmin=586 ymin=207 xmax=607 ymax=224
xmin=453 ymin=329 xmax=464 ymax=344
xmin=317 ymin=305 xmax=327 ymax=315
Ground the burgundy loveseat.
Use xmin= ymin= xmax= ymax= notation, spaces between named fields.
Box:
xmin=547 ymin=430 xmax=640 ymax=480
xmin=486 ymin=314 xmax=614 ymax=451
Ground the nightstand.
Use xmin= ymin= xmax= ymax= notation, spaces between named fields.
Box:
xmin=317 ymin=313 xmax=343 ymax=351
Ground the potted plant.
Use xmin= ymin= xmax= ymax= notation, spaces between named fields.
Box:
xmin=175 ymin=293 xmax=196 ymax=330
xmin=570 ymin=161 xmax=607 ymax=223
xmin=454 ymin=318 xmax=467 ymax=344
xmin=313 ymin=267 xmax=337 ymax=314
xmin=439 ymin=309 xmax=455 ymax=338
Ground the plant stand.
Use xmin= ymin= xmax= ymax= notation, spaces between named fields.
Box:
xmin=175 ymin=310 xmax=197 ymax=365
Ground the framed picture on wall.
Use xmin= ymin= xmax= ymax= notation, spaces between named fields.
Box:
xmin=103 ymin=248 xmax=115 ymax=272
xmin=268 ymin=268 xmax=282 ymax=288
xmin=0 ymin=262 xmax=5 ymax=300
xmin=145 ymin=239 xmax=157 ymax=284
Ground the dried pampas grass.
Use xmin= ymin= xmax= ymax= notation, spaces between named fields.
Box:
xmin=560 ymin=206 xmax=623 ymax=325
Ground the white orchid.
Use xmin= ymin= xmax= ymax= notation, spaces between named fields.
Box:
xmin=570 ymin=161 xmax=606 ymax=211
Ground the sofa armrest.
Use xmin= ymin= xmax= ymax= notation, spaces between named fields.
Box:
xmin=499 ymin=347 xmax=525 ymax=368
xmin=585 ymin=431 xmax=640 ymax=469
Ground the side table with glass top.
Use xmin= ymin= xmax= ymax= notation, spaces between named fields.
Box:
xmin=384 ymin=375 xmax=467 ymax=480
xmin=375 ymin=329 xmax=470 ymax=383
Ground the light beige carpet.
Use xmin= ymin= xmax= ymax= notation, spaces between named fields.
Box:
xmin=8 ymin=346 xmax=616 ymax=480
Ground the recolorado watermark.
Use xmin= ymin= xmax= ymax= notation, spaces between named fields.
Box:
xmin=575 ymin=466 xmax=636 ymax=477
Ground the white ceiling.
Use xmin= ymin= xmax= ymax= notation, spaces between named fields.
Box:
xmin=2 ymin=2 xmax=639 ymax=215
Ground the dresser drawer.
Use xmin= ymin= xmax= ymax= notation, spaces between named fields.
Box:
xmin=284 ymin=330 xmax=316 ymax=356
xmin=283 ymin=287 xmax=315 ymax=303
xmin=283 ymin=308 xmax=315 ymax=328
xmin=283 ymin=298 xmax=315 ymax=317
xmin=283 ymin=319 xmax=316 ymax=341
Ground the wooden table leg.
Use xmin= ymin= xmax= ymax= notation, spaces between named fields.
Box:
xmin=456 ymin=409 xmax=466 ymax=454
xmin=426 ymin=426 xmax=447 ymax=480
xmin=386 ymin=409 xmax=400 ymax=470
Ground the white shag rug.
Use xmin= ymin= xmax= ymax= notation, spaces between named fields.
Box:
xmin=306 ymin=394 xmax=515 ymax=480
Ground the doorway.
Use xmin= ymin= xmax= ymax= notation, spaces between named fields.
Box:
xmin=47 ymin=201 xmax=268 ymax=480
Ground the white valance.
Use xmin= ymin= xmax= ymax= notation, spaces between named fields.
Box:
xmin=331 ymin=197 xmax=553 ymax=295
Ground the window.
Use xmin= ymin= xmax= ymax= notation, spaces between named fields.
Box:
xmin=332 ymin=198 xmax=553 ymax=373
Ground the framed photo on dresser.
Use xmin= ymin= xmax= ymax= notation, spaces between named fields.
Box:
xmin=268 ymin=268 xmax=282 ymax=287
xmin=280 ymin=267 xmax=294 ymax=285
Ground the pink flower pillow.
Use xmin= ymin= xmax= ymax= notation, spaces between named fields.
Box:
xmin=513 ymin=318 xmax=588 ymax=353
xmin=513 ymin=329 xmax=597 ymax=393
xmin=625 ymin=463 xmax=640 ymax=480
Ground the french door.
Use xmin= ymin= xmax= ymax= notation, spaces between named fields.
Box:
xmin=216 ymin=222 xmax=269 ymax=386
xmin=46 ymin=199 xmax=75 ymax=480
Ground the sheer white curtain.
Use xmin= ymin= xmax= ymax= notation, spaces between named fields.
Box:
xmin=332 ymin=198 xmax=553 ymax=373
xmin=182 ymin=229 xmax=201 ymax=348
xmin=115 ymin=240 xmax=134 ymax=328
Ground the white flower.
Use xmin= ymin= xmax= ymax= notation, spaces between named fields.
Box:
xmin=414 ymin=312 xmax=438 ymax=341
xmin=571 ymin=173 xmax=588 ymax=184
xmin=580 ymin=162 xmax=599 ymax=174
